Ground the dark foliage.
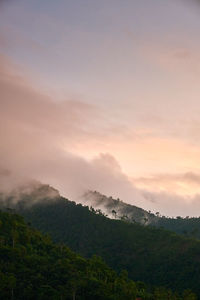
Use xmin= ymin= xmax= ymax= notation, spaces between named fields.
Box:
xmin=154 ymin=216 xmax=200 ymax=239
xmin=3 ymin=192 xmax=200 ymax=297
xmin=0 ymin=210 xmax=189 ymax=300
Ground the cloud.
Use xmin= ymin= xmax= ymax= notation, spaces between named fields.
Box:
xmin=2 ymin=54 xmax=200 ymax=217
xmin=0 ymin=55 xmax=145 ymax=205
xmin=133 ymin=172 xmax=200 ymax=196
xmin=131 ymin=172 xmax=200 ymax=217
xmin=0 ymin=54 xmax=99 ymax=157
xmin=141 ymin=41 xmax=200 ymax=82
xmin=141 ymin=190 xmax=200 ymax=218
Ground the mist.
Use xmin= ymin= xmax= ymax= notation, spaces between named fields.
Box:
xmin=0 ymin=54 xmax=144 ymax=204
xmin=2 ymin=55 xmax=200 ymax=217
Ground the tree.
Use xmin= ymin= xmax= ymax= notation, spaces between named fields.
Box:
xmin=112 ymin=210 xmax=117 ymax=219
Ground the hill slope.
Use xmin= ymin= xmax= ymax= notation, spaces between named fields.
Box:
xmin=82 ymin=191 xmax=200 ymax=239
xmin=1 ymin=210 xmax=167 ymax=300
xmin=82 ymin=190 xmax=158 ymax=224
xmin=1 ymin=184 xmax=200 ymax=297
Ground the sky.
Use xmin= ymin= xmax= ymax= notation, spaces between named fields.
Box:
xmin=1 ymin=0 xmax=200 ymax=216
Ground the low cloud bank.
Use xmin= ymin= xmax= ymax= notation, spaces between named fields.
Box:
xmin=2 ymin=55 xmax=200 ymax=217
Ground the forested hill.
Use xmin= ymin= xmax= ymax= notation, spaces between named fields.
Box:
xmin=1 ymin=185 xmax=200 ymax=297
xmin=0 ymin=210 xmax=193 ymax=300
xmin=82 ymin=190 xmax=157 ymax=224
xmin=82 ymin=191 xmax=200 ymax=239
xmin=154 ymin=216 xmax=200 ymax=238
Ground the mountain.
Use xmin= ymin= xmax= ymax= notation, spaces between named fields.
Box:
xmin=82 ymin=191 xmax=200 ymax=239
xmin=82 ymin=190 xmax=158 ymax=224
xmin=1 ymin=209 xmax=168 ymax=300
xmin=1 ymin=183 xmax=200 ymax=297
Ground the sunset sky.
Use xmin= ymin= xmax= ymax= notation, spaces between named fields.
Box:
xmin=1 ymin=0 xmax=200 ymax=216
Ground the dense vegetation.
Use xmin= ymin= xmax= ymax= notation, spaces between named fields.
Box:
xmin=155 ymin=216 xmax=200 ymax=239
xmin=83 ymin=191 xmax=200 ymax=239
xmin=1 ymin=210 xmax=193 ymax=300
xmin=83 ymin=191 xmax=157 ymax=224
xmin=2 ymin=185 xmax=200 ymax=297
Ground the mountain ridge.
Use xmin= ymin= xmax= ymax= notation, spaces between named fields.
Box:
xmin=82 ymin=190 xmax=158 ymax=224
xmin=1 ymin=183 xmax=200 ymax=296
xmin=82 ymin=190 xmax=200 ymax=238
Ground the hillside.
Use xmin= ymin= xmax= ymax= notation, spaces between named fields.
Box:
xmin=1 ymin=209 xmax=194 ymax=300
xmin=1 ymin=183 xmax=200 ymax=297
xmin=82 ymin=190 xmax=158 ymax=224
xmin=82 ymin=191 xmax=200 ymax=239
xmin=0 ymin=209 xmax=164 ymax=300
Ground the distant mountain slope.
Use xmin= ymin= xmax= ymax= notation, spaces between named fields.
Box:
xmin=82 ymin=191 xmax=200 ymax=239
xmin=156 ymin=216 xmax=200 ymax=238
xmin=1 ymin=183 xmax=200 ymax=296
xmin=2 ymin=210 xmax=167 ymax=300
xmin=82 ymin=190 xmax=158 ymax=224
